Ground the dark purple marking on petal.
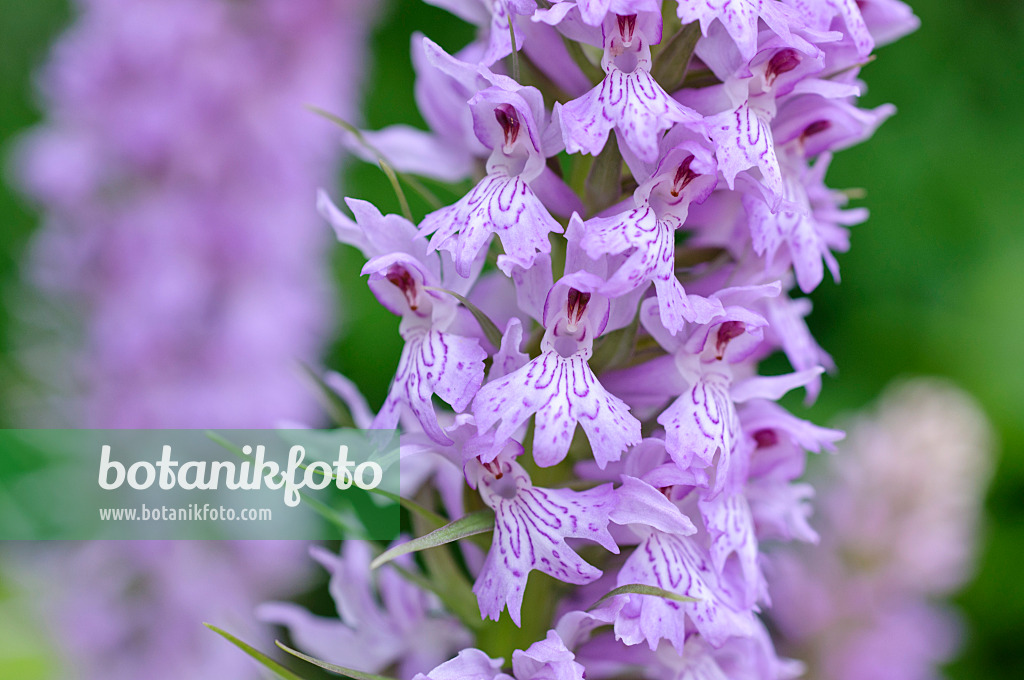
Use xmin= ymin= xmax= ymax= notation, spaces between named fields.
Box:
xmin=670 ymin=155 xmax=698 ymax=197
xmin=385 ymin=264 xmax=419 ymax=311
xmin=752 ymin=428 xmax=778 ymax=449
xmin=714 ymin=321 xmax=745 ymax=360
xmin=494 ymin=103 xmax=521 ymax=149
xmin=616 ymin=14 xmax=638 ymax=45
xmin=566 ymin=288 xmax=592 ymax=331
xmin=765 ymin=48 xmax=800 ymax=86
xmin=800 ymin=119 xmax=832 ymax=142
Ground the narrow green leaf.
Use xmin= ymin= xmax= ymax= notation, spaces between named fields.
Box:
xmin=204 ymin=432 xmax=370 ymax=538
xmin=306 ymin=105 xmax=442 ymax=211
xmin=507 ymin=16 xmax=520 ymax=81
xmin=307 ymin=105 xmax=362 ymax=138
xmin=410 ymin=500 xmax=487 ymax=629
xmin=589 ymin=306 xmax=639 ymax=374
xmin=378 ymin=158 xmax=414 ymax=223
xmin=588 ymin=583 xmax=699 ymax=611
xmin=423 ymin=286 xmax=504 ymax=349
xmin=368 ymin=487 xmax=448 ymax=529
xmin=585 ymin=132 xmax=623 ymax=213
xmin=277 ymin=641 xmax=397 ymax=680
xmin=651 ymin=21 xmax=701 ymax=92
xmin=370 ymin=510 xmax=495 ymax=570
xmin=205 ymin=624 xmax=310 ymax=680
xmin=299 ymin=364 xmax=356 ymax=428
xmin=399 ymin=174 xmax=444 ymax=210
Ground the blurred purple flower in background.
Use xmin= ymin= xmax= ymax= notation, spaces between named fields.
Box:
xmin=6 ymin=0 xmax=376 ymax=678
xmin=769 ymin=378 xmax=994 ymax=680
xmin=13 ymin=0 xmax=373 ymax=427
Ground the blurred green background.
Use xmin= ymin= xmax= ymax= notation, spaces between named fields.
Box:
xmin=1 ymin=0 xmax=1022 ymax=678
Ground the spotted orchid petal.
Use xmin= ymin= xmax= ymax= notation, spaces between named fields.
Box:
xmin=658 ymin=366 xmax=740 ymax=489
xmin=565 ymin=0 xmax=663 ymax=26
xmin=490 ymin=317 xmax=531 ymax=381
xmin=677 ymin=0 xmax=801 ymax=62
xmin=786 ymin=0 xmax=873 ymax=56
xmin=706 ymin=100 xmax=784 ymax=207
xmin=698 ymin=491 xmax=767 ymax=609
xmin=420 ymin=174 xmax=563 ymax=278
xmin=611 ymin=531 xmax=756 ymax=651
xmin=577 ymin=209 xmax=721 ymax=331
xmin=511 ymin=631 xmax=585 ymax=680
xmin=610 ymin=475 xmax=697 ymax=537
xmin=559 ymin=68 xmax=704 ymax=163
xmin=412 ymin=648 xmax=512 ymax=680
xmin=374 ymin=324 xmax=487 ymax=445
xmin=469 ymin=455 xmax=619 ymax=625
xmin=474 ymin=349 xmax=641 ymax=468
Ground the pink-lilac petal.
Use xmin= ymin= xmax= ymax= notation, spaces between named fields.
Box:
xmin=613 ymin=532 xmax=756 ymax=651
xmin=420 ymin=174 xmax=563 ymax=277
xmin=473 ymin=458 xmax=619 ymax=625
xmin=374 ymin=325 xmax=486 ymax=444
xmin=559 ymin=68 xmax=704 ymax=163
xmin=677 ymin=0 xmax=801 ymax=61
xmin=658 ymin=368 xmax=739 ymax=475
xmin=474 ymin=350 xmax=641 ymax=468
xmin=706 ymin=101 xmax=783 ymax=207
xmin=698 ymin=491 xmax=767 ymax=609
xmin=412 ymin=648 xmax=512 ymax=680
xmin=511 ymin=630 xmax=585 ymax=680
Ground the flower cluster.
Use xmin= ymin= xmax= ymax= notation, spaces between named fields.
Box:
xmin=267 ymin=1 xmax=917 ymax=679
xmin=769 ymin=378 xmax=993 ymax=680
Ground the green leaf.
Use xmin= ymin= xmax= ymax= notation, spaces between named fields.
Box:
xmin=589 ymin=304 xmax=640 ymax=374
xmin=299 ymin=364 xmax=356 ymax=428
xmin=205 ymin=624 xmax=310 ymax=680
xmin=368 ymin=487 xmax=448 ymax=529
xmin=378 ymin=157 xmax=414 ymax=223
xmin=588 ymin=583 xmax=699 ymax=611
xmin=277 ymin=641 xmax=397 ymax=680
xmin=409 ymin=502 xmax=486 ymax=629
xmin=585 ymin=132 xmax=623 ymax=213
xmin=370 ymin=509 xmax=495 ymax=570
xmin=204 ymin=432 xmax=372 ymax=539
xmin=306 ymin=105 xmax=442 ymax=212
xmin=423 ymin=286 xmax=504 ymax=349
xmin=651 ymin=21 xmax=701 ymax=92
xmin=507 ymin=14 xmax=520 ymax=81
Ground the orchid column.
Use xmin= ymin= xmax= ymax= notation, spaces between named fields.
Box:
xmin=251 ymin=1 xmax=919 ymax=679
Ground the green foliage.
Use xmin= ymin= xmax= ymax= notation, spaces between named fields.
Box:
xmin=277 ymin=641 xmax=397 ymax=680
xmin=370 ymin=510 xmax=494 ymax=570
xmin=588 ymin=583 xmax=699 ymax=610
xmin=205 ymin=624 xmax=311 ymax=680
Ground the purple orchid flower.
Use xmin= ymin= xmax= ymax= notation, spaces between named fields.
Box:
xmin=466 ymin=447 xmax=620 ymax=625
xmin=474 ymin=271 xmax=642 ymax=468
xmin=323 ymin=194 xmax=487 ymax=444
xmin=559 ymin=12 xmax=705 ymax=163
xmin=260 ymin=542 xmax=472 ymax=680
xmin=417 ymin=43 xmax=576 ymax=276
xmin=575 ymin=135 xmax=724 ymax=332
